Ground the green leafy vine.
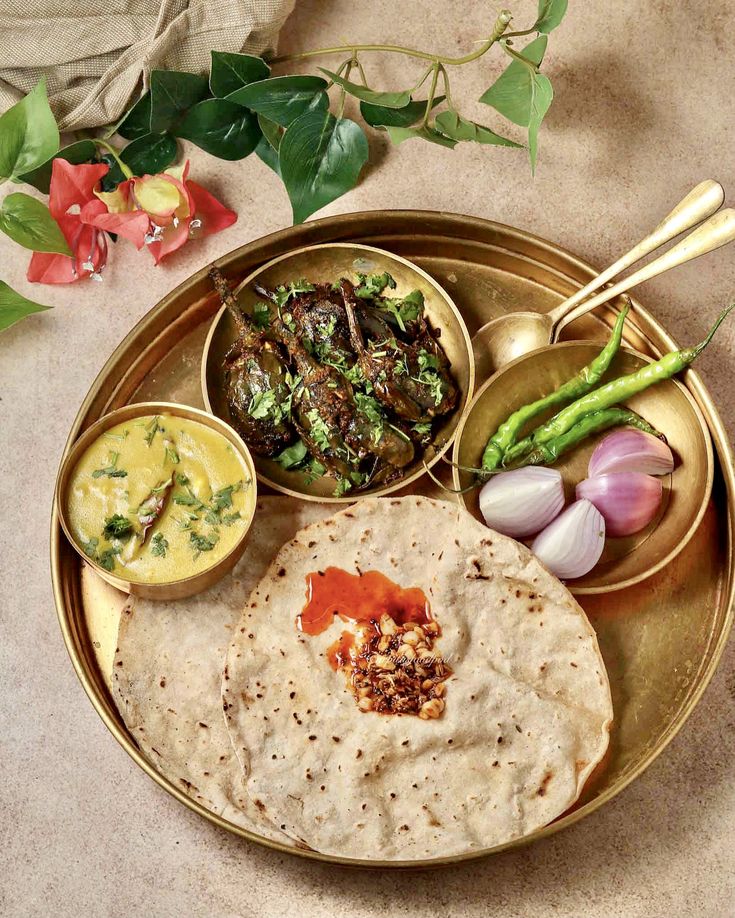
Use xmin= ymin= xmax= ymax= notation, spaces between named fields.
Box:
xmin=0 ymin=1 xmax=567 ymax=332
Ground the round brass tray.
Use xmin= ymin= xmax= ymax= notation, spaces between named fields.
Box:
xmin=51 ymin=210 xmax=735 ymax=868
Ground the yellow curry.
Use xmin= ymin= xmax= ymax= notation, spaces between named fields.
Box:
xmin=66 ymin=413 xmax=254 ymax=583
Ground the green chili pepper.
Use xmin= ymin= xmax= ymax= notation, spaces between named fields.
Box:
xmin=504 ymin=302 xmax=734 ymax=466
xmin=515 ymin=408 xmax=663 ymax=467
xmin=481 ymin=302 xmax=630 ymax=470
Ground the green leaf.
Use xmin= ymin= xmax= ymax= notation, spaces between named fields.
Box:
xmin=385 ymin=125 xmax=456 ymax=149
xmin=275 ymin=438 xmax=308 ymax=469
xmin=527 ymin=72 xmax=553 ymax=172
xmin=118 ymin=91 xmax=152 ymax=140
xmin=228 ymin=75 xmax=328 ymax=127
xmin=255 ymin=135 xmax=281 ymax=177
xmin=478 ymin=35 xmax=547 ymax=126
xmin=0 ymin=280 xmax=51 ymax=333
xmin=18 ymin=140 xmax=97 ymax=194
xmin=319 ymin=68 xmax=411 ymax=109
xmin=255 ymin=114 xmax=283 ymax=176
xmin=0 ymin=78 xmax=59 ymax=183
xmin=279 ymin=110 xmax=368 ymax=224
xmin=434 ymin=111 xmax=522 ymax=147
xmin=122 ymin=132 xmax=178 ymax=175
xmin=0 ymin=193 xmax=70 ymax=254
xmin=535 ymin=0 xmax=568 ymax=33
xmin=360 ymin=95 xmax=445 ymax=129
xmin=258 ymin=113 xmax=283 ymax=150
xmin=149 ymin=70 xmax=210 ymax=133
xmin=175 ymin=98 xmax=260 ymax=160
xmin=100 ymin=133 xmax=178 ymax=190
xmin=210 ymin=51 xmax=270 ymax=97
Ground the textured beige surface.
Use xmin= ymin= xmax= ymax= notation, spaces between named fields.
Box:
xmin=1 ymin=0 xmax=734 ymax=915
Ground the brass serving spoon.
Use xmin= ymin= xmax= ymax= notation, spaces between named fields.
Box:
xmin=473 ymin=180 xmax=728 ymax=378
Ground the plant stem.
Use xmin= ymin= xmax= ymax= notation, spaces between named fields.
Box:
xmin=440 ymin=65 xmax=455 ymax=110
xmin=501 ymin=41 xmax=540 ymax=71
xmin=94 ymin=139 xmax=133 ymax=179
xmin=270 ymin=9 xmax=513 ymax=68
xmin=422 ymin=63 xmax=441 ymax=126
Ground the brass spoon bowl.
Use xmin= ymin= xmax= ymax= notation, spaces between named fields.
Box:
xmin=453 ymin=342 xmax=714 ymax=594
xmin=472 ymin=181 xmax=731 ymax=378
xmin=202 ymin=243 xmax=474 ymax=502
xmin=55 ymin=402 xmax=258 ymax=600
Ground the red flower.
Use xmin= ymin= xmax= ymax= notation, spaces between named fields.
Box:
xmin=27 ymin=160 xmax=112 ymax=284
xmin=27 ymin=158 xmax=237 ymax=284
xmin=94 ymin=160 xmax=237 ymax=264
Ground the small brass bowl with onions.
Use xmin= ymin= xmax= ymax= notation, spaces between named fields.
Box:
xmin=56 ymin=402 xmax=258 ymax=600
xmin=453 ymin=341 xmax=714 ymax=594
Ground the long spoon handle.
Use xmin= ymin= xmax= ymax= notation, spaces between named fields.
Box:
xmin=551 ymin=207 xmax=735 ymax=338
xmin=547 ymin=179 xmax=724 ymax=327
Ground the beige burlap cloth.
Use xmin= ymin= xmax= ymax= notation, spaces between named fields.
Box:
xmin=0 ymin=0 xmax=295 ymax=130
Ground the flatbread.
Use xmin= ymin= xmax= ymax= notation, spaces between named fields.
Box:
xmin=223 ymin=496 xmax=613 ymax=860
xmin=111 ymin=496 xmax=332 ymax=840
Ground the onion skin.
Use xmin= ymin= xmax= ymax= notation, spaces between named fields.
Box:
xmin=479 ymin=467 xmax=565 ymax=538
xmin=531 ymin=499 xmax=606 ymax=579
xmin=576 ymin=472 xmax=662 ymax=537
xmin=588 ymin=429 xmax=674 ymax=477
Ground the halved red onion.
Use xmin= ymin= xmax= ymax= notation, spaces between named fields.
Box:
xmin=531 ymin=499 xmax=605 ymax=579
xmin=588 ymin=429 xmax=674 ymax=477
xmin=479 ymin=466 xmax=565 ymax=538
xmin=576 ymin=472 xmax=662 ymax=537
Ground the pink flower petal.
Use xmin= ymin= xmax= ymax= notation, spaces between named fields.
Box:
xmin=188 ymin=180 xmax=237 ymax=236
xmin=82 ymin=199 xmax=150 ymax=250
xmin=27 ymin=214 xmax=106 ymax=284
xmin=49 ymin=160 xmax=109 ymax=220
xmin=146 ymin=218 xmax=191 ymax=264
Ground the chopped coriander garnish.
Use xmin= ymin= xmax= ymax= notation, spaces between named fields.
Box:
xmin=275 ymin=439 xmax=309 ymax=470
xmin=81 ymin=536 xmax=99 ymax=558
xmin=252 ymin=301 xmax=271 ymax=329
xmin=304 ymin=457 xmax=326 ymax=485
xmin=417 ymin=350 xmax=440 ymax=372
xmin=354 ymin=272 xmax=397 ymax=298
xmin=104 ymin=429 xmax=129 ymax=442
xmin=273 ymin=278 xmax=316 ymax=308
xmin=248 ymin=388 xmax=286 ymax=424
xmin=306 ymin=410 xmax=332 ymax=452
xmin=343 ymin=363 xmax=366 ymax=386
xmin=190 ymin=530 xmax=219 ymax=559
xmin=412 ymin=421 xmax=433 ymax=436
xmin=378 ymin=289 xmax=424 ymax=331
xmin=150 ymin=533 xmax=169 ymax=558
xmin=210 ymin=482 xmax=242 ymax=512
xmin=163 ymin=443 xmax=180 ymax=465
xmin=221 ymin=511 xmax=241 ymax=525
xmin=334 ymin=476 xmax=353 ymax=497
xmin=175 ymin=473 xmax=190 ymax=486
xmin=320 ymin=315 xmax=337 ymax=338
xmin=98 ymin=546 xmax=121 ymax=572
xmin=102 ymin=514 xmax=134 ymax=541
xmin=92 ymin=451 xmax=127 ymax=479
xmin=172 ymin=485 xmax=205 ymax=510
xmin=143 ymin=415 xmax=162 ymax=447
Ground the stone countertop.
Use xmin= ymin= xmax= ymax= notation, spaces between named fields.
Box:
xmin=1 ymin=1 xmax=733 ymax=916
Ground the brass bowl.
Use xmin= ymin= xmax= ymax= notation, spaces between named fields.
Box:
xmin=201 ymin=242 xmax=474 ymax=502
xmin=453 ymin=342 xmax=714 ymax=593
xmin=55 ymin=401 xmax=258 ymax=600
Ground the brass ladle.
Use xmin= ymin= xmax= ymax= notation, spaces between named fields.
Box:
xmin=473 ymin=180 xmax=730 ymax=379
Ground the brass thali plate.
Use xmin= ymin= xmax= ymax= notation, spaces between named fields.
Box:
xmin=51 ymin=210 xmax=735 ymax=868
